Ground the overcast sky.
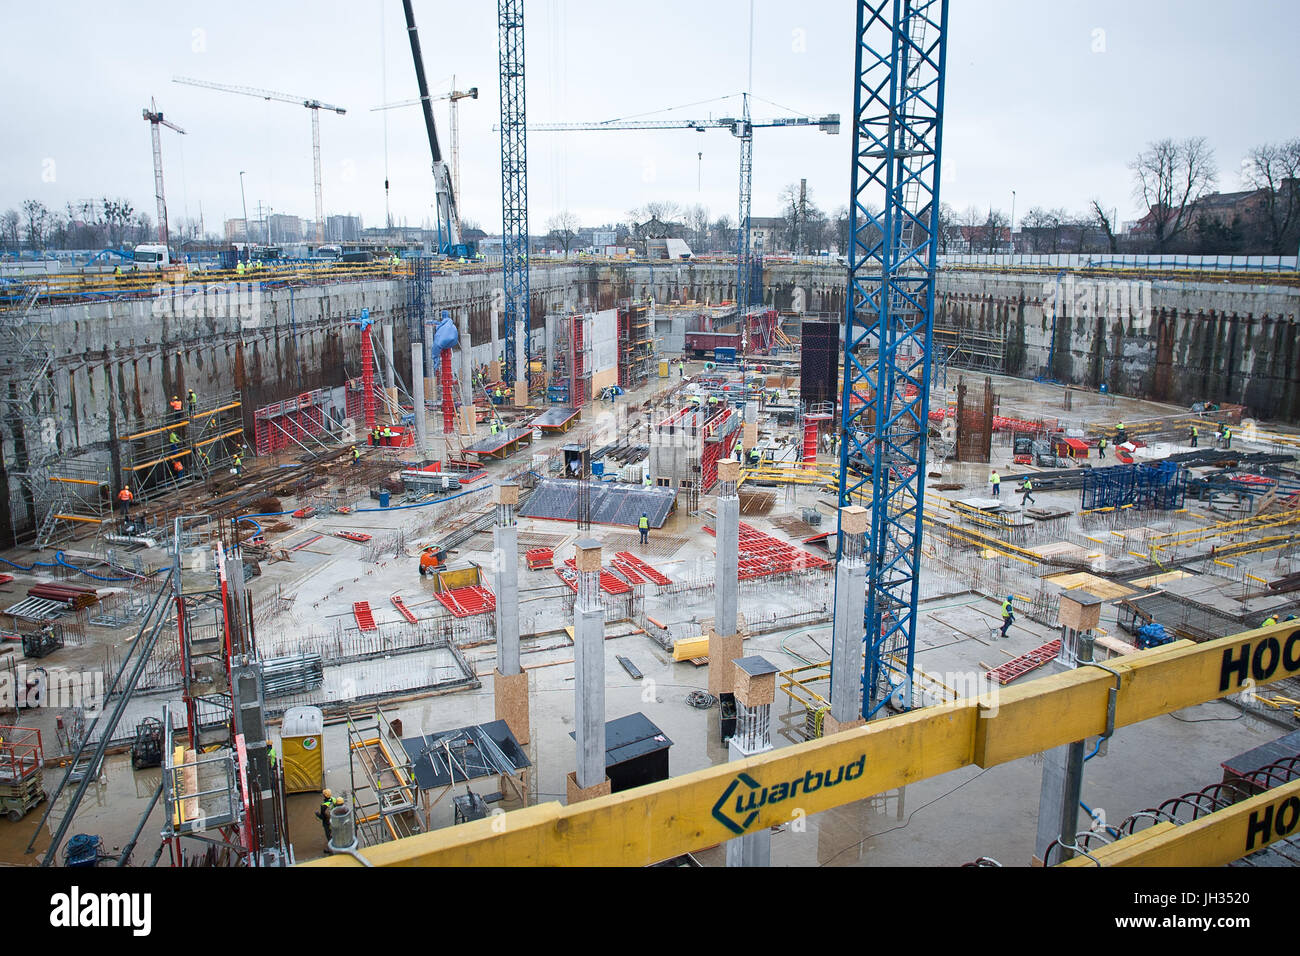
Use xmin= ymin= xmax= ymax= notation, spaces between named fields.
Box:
xmin=3 ymin=0 xmax=1298 ymax=236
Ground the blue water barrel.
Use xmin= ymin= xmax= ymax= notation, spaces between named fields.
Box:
xmin=379 ymin=490 xmax=391 ymax=508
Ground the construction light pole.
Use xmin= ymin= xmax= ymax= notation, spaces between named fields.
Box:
xmin=239 ymin=171 xmax=249 ymax=250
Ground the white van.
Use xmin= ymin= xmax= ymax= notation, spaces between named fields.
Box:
xmin=132 ymin=244 xmax=171 ymax=270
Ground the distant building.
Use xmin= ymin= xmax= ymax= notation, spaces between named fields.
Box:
xmin=267 ymin=214 xmax=302 ymax=243
xmin=326 ymin=215 xmax=363 ymax=242
xmin=224 ymin=218 xmax=250 ymax=242
xmin=749 ymin=217 xmax=787 ymax=254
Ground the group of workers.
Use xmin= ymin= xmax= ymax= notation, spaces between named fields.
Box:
xmin=987 ymin=470 xmax=1036 ymax=506
xmin=369 ymin=425 xmax=402 ymax=446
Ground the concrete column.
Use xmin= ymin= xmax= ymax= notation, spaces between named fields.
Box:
xmin=381 ymin=322 xmax=397 ymax=392
xmin=493 ymin=483 xmax=528 ymax=745
xmin=457 ymin=310 xmax=475 ymax=436
xmin=714 ymin=461 xmax=739 ymax=638
xmin=410 ymin=341 xmax=428 ymax=451
xmin=1033 ymin=589 xmax=1104 ymax=865
xmin=488 ymin=304 xmax=499 ymax=371
xmin=514 ymin=315 xmax=527 ymax=405
xmin=829 ymin=505 xmax=869 ymax=730
xmin=569 ymin=539 xmax=610 ymax=800
xmin=708 ymin=459 xmax=744 ymax=699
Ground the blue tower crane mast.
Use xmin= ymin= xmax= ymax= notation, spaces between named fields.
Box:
xmin=497 ymin=0 xmax=530 ymax=390
xmin=835 ymin=0 xmax=948 ymax=719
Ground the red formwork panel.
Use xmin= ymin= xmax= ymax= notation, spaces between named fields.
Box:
xmin=703 ymin=522 xmax=831 ymax=580
xmin=560 ymin=559 xmax=633 ymax=594
xmin=353 ymin=601 xmax=378 ymax=631
xmin=985 ymin=640 xmax=1062 ymax=685
xmin=613 ymin=552 xmax=671 ymax=585
xmin=390 ymin=594 xmax=418 ymax=623
xmin=434 ymin=585 xmax=497 ymax=618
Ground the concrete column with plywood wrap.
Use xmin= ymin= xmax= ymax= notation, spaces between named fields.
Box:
xmin=568 ymin=538 xmax=611 ymax=802
xmin=828 ymin=505 xmax=869 ymax=732
xmin=727 ymin=655 xmax=779 ymax=867
xmin=708 ymin=459 xmax=744 ymax=699
xmin=493 ymin=482 xmax=529 ymax=745
xmin=1033 ymin=589 xmax=1104 ymax=865
xmin=489 ymin=307 xmax=501 ymax=381
xmin=514 ymin=315 xmax=528 ymax=407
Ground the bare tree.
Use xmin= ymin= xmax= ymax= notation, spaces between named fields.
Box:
xmin=22 ymin=199 xmax=50 ymax=251
xmin=685 ymin=204 xmax=710 ymax=252
xmin=0 ymin=209 xmax=20 ymax=251
xmin=1130 ymin=137 xmax=1218 ymax=252
xmin=1243 ymin=139 xmax=1300 ymax=255
xmin=1090 ymin=200 xmax=1119 ymax=254
xmin=982 ymin=208 xmax=1009 ymax=254
xmin=102 ymin=197 xmax=135 ymax=247
xmin=935 ymin=202 xmax=957 ymax=254
xmin=712 ymin=214 xmax=735 ymax=250
xmin=546 ymin=210 xmax=580 ymax=256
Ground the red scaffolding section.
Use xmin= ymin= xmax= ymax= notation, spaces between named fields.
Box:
xmin=360 ymin=323 xmax=377 ymax=430
xmin=571 ymin=314 xmax=586 ymax=408
xmin=253 ymin=390 xmax=327 ymax=455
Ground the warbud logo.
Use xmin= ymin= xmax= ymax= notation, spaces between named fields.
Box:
xmin=150 ymin=278 xmax=263 ymax=326
xmin=711 ymin=755 xmax=866 ymax=835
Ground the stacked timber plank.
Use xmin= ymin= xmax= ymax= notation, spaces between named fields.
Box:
xmin=27 ymin=583 xmax=98 ymax=610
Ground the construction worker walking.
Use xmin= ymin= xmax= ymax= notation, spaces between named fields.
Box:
xmin=187 ymin=388 xmax=198 ymax=414
xmin=1000 ymin=595 xmax=1015 ymax=638
xmin=232 ymin=453 xmax=243 ymax=477
xmin=639 ymin=512 xmax=649 ymax=546
xmin=1096 ymin=436 xmax=1107 ymax=459
xmin=1190 ymin=424 xmax=1199 ymax=448
xmin=116 ymin=486 xmax=134 ymax=523
xmin=1020 ymin=478 xmax=1035 ymax=506
xmin=1223 ymin=425 xmax=1233 ymax=449
xmin=989 ymin=470 xmax=1001 ymax=497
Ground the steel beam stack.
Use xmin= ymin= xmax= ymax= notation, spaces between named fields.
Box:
xmin=835 ymin=0 xmax=948 ymax=719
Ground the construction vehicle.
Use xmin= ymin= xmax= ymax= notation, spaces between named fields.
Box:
xmin=130 ymin=717 xmax=163 ymax=770
xmin=401 ymin=0 xmax=476 ymax=259
xmin=418 ymin=546 xmax=448 ymax=577
xmin=1012 ymin=433 xmax=1034 ymax=465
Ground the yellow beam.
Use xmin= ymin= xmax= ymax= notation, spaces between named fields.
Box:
xmin=307 ymin=620 xmax=1300 ymax=867
xmin=1058 ymin=779 xmax=1300 ymax=866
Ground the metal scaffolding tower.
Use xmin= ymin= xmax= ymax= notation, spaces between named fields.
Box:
xmin=497 ymin=0 xmax=530 ymax=388
xmin=835 ymin=0 xmax=948 ymax=719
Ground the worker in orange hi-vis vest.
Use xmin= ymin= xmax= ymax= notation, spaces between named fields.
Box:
xmin=116 ymin=486 xmax=133 ymax=522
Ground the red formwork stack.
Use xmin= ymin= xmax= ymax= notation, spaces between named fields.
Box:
xmin=440 ymin=347 xmax=455 ymax=434
xmin=254 ymin=389 xmax=327 ymax=455
xmin=360 ymin=324 xmax=377 ymax=430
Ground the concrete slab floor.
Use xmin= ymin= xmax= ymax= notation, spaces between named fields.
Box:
xmin=1 ymin=366 xmax=1296 ymax=866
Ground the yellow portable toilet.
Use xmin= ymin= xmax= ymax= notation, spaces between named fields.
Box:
xmin=280 ymin=705 xmax=325 ymax=793
xmin=658 ymin=359 xmax=670 ymax=378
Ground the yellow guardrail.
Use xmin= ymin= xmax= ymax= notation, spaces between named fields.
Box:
xmin=307 ymin=619 xmax=1300 ymax=867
